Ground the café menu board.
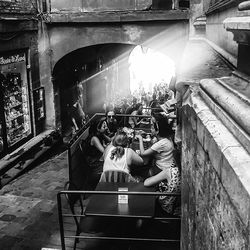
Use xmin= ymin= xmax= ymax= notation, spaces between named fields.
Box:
xmin=33 ymin=87 xmax=46 ymax=122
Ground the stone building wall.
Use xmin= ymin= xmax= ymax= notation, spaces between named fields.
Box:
xmin=206 ymin=7 xmax=238 ymax=60
xmin=0 ymin=0 xmax=37 ymax=14
xmin=181 ymin=87 xmax=250 ymax=249
xmin=50 ymin=0 xmax=151 ymax=12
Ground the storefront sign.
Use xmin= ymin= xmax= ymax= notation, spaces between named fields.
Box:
xmin=0 ymin=54 xmax=25 ymax=65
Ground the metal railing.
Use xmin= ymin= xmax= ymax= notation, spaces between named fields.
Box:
xmin=57 ymin=190 xmax=181 ymax=250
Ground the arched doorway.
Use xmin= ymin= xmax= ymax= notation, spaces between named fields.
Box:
xmin=52 ymin=43 xmax=134 ymax=135
xmin=129 ymin=45 xmax=175 ymax=95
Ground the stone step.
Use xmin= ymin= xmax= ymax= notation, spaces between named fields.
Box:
xmin=0 ymin=132 xmax=62 ymax=188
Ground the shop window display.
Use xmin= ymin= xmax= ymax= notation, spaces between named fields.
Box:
xmin=0 ymin=52 xmax=32 ymax=152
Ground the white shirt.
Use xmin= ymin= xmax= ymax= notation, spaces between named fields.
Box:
xmin=103 ymin=146 xmax=130 ymax=174
xmin=151 ymin=138 xmax=174 ymax=170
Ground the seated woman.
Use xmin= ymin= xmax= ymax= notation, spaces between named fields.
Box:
xmin=85 ymin=118 xmax=111 ymax=189
xmin=135 ymin=115 xmax=181 ymax=214
xmin=102 ymin=130 xmax=144 ymax=182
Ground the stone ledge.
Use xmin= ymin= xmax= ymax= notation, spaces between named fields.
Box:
xmin=199 ymin=77 xmax=250 ymax=155
xmin=224 ymin=16 xmax=250 ymax=45
xmin=47 ymin=10 xmax=189 ymax=23
xmin=192 ymin=95 xmax=241 ymax=173
xmin=200 ymin=88 xmax=250 ymax=156
xmin=224 ymin=16 xmax=250 ymax=31
xmin=188 ymin=93 xmax=250 ymax=226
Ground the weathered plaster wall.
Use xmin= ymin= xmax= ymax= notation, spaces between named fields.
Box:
xmin=50 ymin=0 xmax=151 ymax=12
xmin=189 ymin=0 xmax=204 ymax=36
xmin=48 ymin=21 xmax=188 ymax=69
xmin=38 ymin=22 xmax=55 ymax=130
xmin=206 ymin=8 xmax=238 ymax=59
xmin=0 ymin=0 xmax=37 ymax=14
xmin=181 ymin=88 xmax=250 ymax=249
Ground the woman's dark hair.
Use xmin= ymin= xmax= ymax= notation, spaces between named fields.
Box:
xmin=155 ymin=114 xmax=174 ymax=138
xmin=135 ymin=103 xmax=142 ymax=110
xmin=110 ymin=131 xmax=128 ymax=160
xmin=88 ymin=120 xmax=99 ymax=136
xmin=97 ymin=117 xmax=106 ymax=130
xmin=88 ymin=117 xmax=106 ymax=136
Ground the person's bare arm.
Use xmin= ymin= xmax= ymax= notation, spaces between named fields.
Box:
xmin=132 ymin=115 xmax=141 ymax=127
xmin=91 ymin=136 xmax=105 ymax=153
xmin=72 ymin=117 xmax=79 ymax=130
xmin=144 ymin=169 xmax=170 ymax=187
xmin=103 ymin=144 xmax=112 ymax=160
xmin=128 ymin=148 xmax=144 ymax=166
xmin=136 ymin=135 xmax=155 ymax=157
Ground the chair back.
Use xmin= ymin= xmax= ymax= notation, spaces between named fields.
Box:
xmin=99 ymin=170 xmax=131 ymax=183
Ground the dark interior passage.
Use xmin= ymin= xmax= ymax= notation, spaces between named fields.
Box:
xmin=52 ymin=43 xmax=134 ymax=134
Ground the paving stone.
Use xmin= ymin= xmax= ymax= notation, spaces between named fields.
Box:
xmin=0 ymin=221 xmax=9 ymax=230
xmin=0 ymin=222 xmax=26 ymax=236
xmin=0 ymin=214 xmax=17 ymax=222
xmin=42 ymin=180 xmax=52 ymax=185
xmin=0 ymin=235 xmax=23 ymax=250
xmin=13 ymin=217 xmax=28 ymax=224
xmin=13 ymin=239 xmax=45 ymax=250
xmin=35 ymin=201 xmax=56 ymax=213
xmin=22 ymin=192 xmax=34 ymax=197
xmin=0 ymin=149 xmax=68 ymax=248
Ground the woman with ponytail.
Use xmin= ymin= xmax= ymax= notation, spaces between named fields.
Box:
xmin=103 ymin=130 xmax=144 ymax=176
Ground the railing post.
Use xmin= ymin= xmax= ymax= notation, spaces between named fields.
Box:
xmin=57 ymin=193 xmax=66 ymax=250
xmin=174 ymin=0 xmax=179 ymax=9
xmin=46 ymin=0 xmax=51 ymax=13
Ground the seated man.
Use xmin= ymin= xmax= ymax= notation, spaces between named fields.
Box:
xmin=128 ymin=103 xmax=144 ymax=128
xmin=106 ymin=110 xmax=118 ymax=137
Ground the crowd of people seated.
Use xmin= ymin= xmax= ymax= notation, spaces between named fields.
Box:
xmin=82 ymin=85 xmax=180 ymax=216
xmin=67 ymin=82 xmax=174 ymax=139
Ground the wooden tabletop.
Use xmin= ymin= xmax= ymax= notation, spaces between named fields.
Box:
xmin=85 ymin=182 xmax=156 ymax=218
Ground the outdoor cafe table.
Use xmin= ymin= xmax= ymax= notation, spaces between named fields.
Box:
xmin=85 ymin=182 xmax=156 ymax=218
